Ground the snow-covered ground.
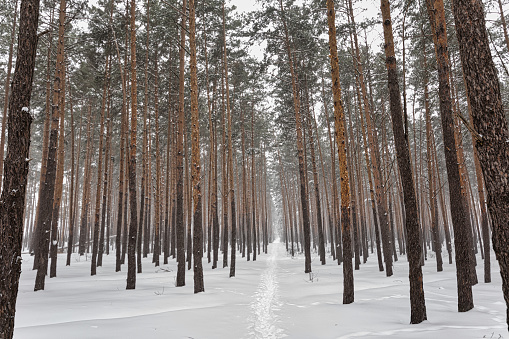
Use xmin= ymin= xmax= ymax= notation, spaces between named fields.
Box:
xmin=14 ymin=242 xmax=506 ymax=338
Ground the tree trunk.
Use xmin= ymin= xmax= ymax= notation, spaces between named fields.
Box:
xmin=222 ymin=1 xmax=237 ymax=278
xmin=154 ymin=46 xmax=162 ymax=268
xmin=426 ymin=0 xmax=474 ymax=312
xmin=98 ymin=52 xmax=113 ymax=267
xmin=251 ymin=107 xmax=258 ymax=261
xmin=91 ymin=56 xmax=109 ymax=276
xmin=380 ymin=0 xmax=427 ymax=323
xmin=126 ymin=0 xmax=138 ymax=290
xmin=221 ymin=49 xmax=229 ymax=269
xmin=280 ymin=0 xmax=312 ymax=274
xmin=66 ymin=79 xmax=78 ymax=266
xmin=140 ymin=0 xmax=150 ymax=266
xmin=304 ymin=78 xmax=325 ymax=265
xmin=423 ymin=46 xmax=443 ymax=272
xmin=0 ymin=0 xmax=40 ymax=334
xmin=451 ymin=0 xmax=509 ymax=327
xmin=327 ymin=0 xmax=353 ymax=304
xmin=175 ymin=0 xmax=187 ymax=287
xmin=348 ymin=0 xmax=391 ymax=276
xmin=31 ymin=9 xmax=54 ymax=262
xmin=34 ymin=0 xmax=66 ymax=291
xmin=189 ymin=0 xmax=204 ymax=292
xmin=49 ymin=62 xmax=66 ymax=278
xmin=0 ymin=0 xmax=18 ymax=194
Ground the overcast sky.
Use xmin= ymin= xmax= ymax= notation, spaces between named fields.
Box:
xmin=229 ymin=0 xmax=261 ymax=13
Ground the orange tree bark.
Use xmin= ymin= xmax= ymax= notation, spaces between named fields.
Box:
xmin=0 ymin=0 xmax=40 ymax=335
xmin=380 ymin=0 xmax=427 ymax=323
xmin=327 ymin=0 xmax=353 ymax=304
xmin=451 ymin=0 xmax=509 ymax=327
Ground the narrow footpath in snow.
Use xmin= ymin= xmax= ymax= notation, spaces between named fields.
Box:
xmin=248 ymin=240 xmax=285 ymax=339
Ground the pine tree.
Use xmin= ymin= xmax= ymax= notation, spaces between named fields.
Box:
xmin=451 ymin=0 xmax=509 ymax=328
xmin=0 ymin=0 xmax=41 ymax=335
xmin=380 ymin=0 xmax=427 ymax=323
xmin=326 ymin=0 xmax=353 ymax=304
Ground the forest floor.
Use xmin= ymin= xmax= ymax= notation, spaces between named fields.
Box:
xmin=14 ymin=241 xmax=506 ymax=339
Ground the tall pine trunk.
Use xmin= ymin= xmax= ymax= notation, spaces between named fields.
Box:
xmin=380 ymin=0 xmax=427 ymax=323
xmin=280 ymin=0 xmax=312 ymax=274
xmin=0 ymin=0 xmax=40 ymax=334
xmin=34 ymin=0 xmax=66 ymax=291
xmin=0 ymin=0 xmax=18 ymax=194
xmin=426 ymin=0 xmax=474 ymax=312
xmin=126 ymin=0 xmax=138 ymax=290
xmin=175 ymin=0 xmax=187 ymax=287
xmin=451 ymin=0 xmax=509 ymax=327
xmin=189 ymin=0 xmax=204 ymax=292
xmin=327 ymin=0 xmax=353 ymax=304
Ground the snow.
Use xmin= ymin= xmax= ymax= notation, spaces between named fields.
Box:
xmin=21 ymin=107 xmax=29 ymax=112
xmin=14 ymin=244 xmax=506 ymax=339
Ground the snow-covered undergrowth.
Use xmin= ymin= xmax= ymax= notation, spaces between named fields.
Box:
xmin=14 ymin=244 xmax=506 ymax=338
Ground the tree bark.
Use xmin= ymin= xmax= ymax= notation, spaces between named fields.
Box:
xmin=175 ymin=0 xmax=187 ymax=287
xmin=426 ymin=0 xmax=474 ymax=312
xmin=126 ymin=0 xmax=138 ymax=290
xmin=280 ymin=0 xmax=312 ymax=274
xmin=327 ymin=0 xmax=353 ymax=304
xmin=189 ymin=0 xmax=204 ymax=292
xmin=34 ymin=0 xmax=66 ymax=291
xmin=0 ymin=0 xmax=40 ymax=334
xmin=0 ymin=0 xmax=18 ymax=194
xmin=380 ymin=0 xmax=427 ymax=323
xmin=91 ymin=56 xmax=109 ymax=276
xmin=451 ymin=0 xmax=509 ymax=327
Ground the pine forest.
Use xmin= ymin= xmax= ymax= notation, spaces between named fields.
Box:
xmin=1 ymin=0 xmax=509 ymax=338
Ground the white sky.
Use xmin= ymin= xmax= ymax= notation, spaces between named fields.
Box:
xmin=229 ymin=0 xmax=262 ymax=13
